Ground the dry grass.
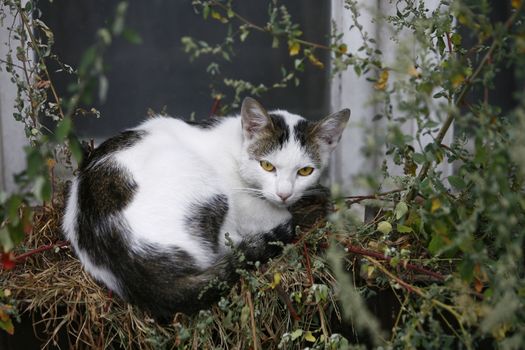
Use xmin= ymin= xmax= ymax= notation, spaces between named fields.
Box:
xmin=2 ymin=191 xmax=341 ymax=349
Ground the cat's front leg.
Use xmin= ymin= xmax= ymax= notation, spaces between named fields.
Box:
xmin=238 ymin=219 xmax=295 ymax=264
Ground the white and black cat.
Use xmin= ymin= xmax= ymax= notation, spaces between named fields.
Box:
xmin=62 ymin=97 xmax=349 ymax=318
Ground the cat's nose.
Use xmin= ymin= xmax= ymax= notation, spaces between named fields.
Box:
xmin=277 ymin=192 xmax=291 ymax=202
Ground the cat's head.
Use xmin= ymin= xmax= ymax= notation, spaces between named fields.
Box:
xmin=239 ymin=97 xmax=350 ymax=207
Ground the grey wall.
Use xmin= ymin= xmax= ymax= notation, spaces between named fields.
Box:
xmin=0 ymin=14 xmax=28 ymax=193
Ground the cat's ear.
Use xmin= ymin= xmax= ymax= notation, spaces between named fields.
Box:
xmin=241 ymin=97 xmax=272 ymax=140
xmin=312 ymin=109 xmax=350 ymax=151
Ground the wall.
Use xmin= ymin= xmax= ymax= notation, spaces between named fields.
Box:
xmin=0 ymin=10 xmax=28 ymax=193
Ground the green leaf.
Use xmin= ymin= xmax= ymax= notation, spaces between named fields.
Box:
xmin=78 ymin=46 xmax=97 ymax=76
xmin=240 ymin=29 xmax=250 ymax=42
xmin=68 ymin=135 xmax=84 ymax=164
xmin=97 ymin=28 xmax=112 ymax=45
xmin=377 ymin=221 xmax=392 ymax=234
xmin=448 ymin=175 xmax=466 ymax=190
xmin=98 ymin=75 xmax=109 ymax=103
xmin=55 ymin=117 xmax=72 ymax=142
xmin=112 ymin=2 xmax=128 ymax=35
xmin=0 ymin=317 xmax=14 ymax=335
xmin=26 ymin=149 xmax=43 ymax=178
xmin=122 ymin=28 xmax=143 ymax=45
xmin=290 ymin=329 xmax=303 ymax=341
xmin=459 ymin=258 xmax=474 ymax=282
xmin=428 ymin=234 xmax=444 ymax=255
xmin=451 ymin=33 xmax=462 ymax=46
xmin=240 ymin=305 xmax=250 ymax=324
xmin=395 ymin=201 xmax=408 ymax=220
xmin=412 ymin=152 xmax=426 ymax=164
xmin=0 ymin=227 xmax=14 ymax=252
xmin=397 ymin=224 xmax=413 ymax=233
xmin=6 ymin=195 xmax=22 ymax=222
xmin=203 ymin=5 xmax=210 ymax=19
xmin=8 ymin=223 xmax=24 ymax=245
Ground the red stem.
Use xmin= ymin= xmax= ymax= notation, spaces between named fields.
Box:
xmin=303 ymin=242 xmax=314 ymax=286
xmin=346 ymin=244 xmax=445 ymax=281
xmin=209 ymin=97 xmax=221 ymax=117
xmin=13 ymin=240 xmax=69 ymax=262
xmin=275 ymin=284 xmax=301 ymax=321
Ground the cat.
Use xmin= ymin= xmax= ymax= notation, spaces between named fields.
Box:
xmin=62 ymin=97 xmax=350 ymax=319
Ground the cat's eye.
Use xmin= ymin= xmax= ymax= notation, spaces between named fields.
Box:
xmin=298 ymin=166 xmax=314 ymax=176
xmin=260 ymin=160 xmax=275 ymax=172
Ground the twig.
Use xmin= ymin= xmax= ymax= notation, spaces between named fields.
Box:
xmin=18 ymin=8 xmax=65 ymax=120
xmin=345 ymin=189 xmax=404 ymax=205
xmin=245 ymin=290 xmax=260 ymax=350
xmin=209 ymin=97 xmax=221 ymax=117
xmin=13 ymin=240 xmax=69 ymax=262
xmin=303 ymin=242 xmax=314 ymax=285
xmin=346 ymin=244 xmax=445 ymax=281
xmin=274 ymin=284 xmax=301 ymax=321
xmin=364 ymin=256 xmax=416 ymax=293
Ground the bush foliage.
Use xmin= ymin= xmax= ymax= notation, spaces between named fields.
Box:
xmin=1 ymin=0 xmax=525 ymax=349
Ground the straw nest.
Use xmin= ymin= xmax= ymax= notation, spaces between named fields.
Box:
xmin=2 ymin=189 xmax=344 ymax=349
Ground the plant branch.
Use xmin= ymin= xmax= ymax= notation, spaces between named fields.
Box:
xmin=409 ymin=4 xmax=524 ymax=197
xmin=346 ymin=244 xmax=445 ymax=281
xmin=209 ymin=0 xmax=351 ymax=56
xmin=364 ymin=256 xmax=467 ymax=339
xmin=245 ymin=289 xmax=260 ymax=350
xmin=18 ymin=7 xmax=65 ymax=120
xmin=345 ymin=189 xmax=404 ymax=205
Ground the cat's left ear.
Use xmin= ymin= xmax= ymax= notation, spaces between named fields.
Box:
xmin=312 ymin=109 xmax=351 ymax=151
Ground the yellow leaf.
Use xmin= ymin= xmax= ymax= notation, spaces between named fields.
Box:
xmin=367 ymin=265 xmax=376 ymax=278
xmin=270 ymin=272 xmax=281 ymax=289
xmin=47 ymin=158 xmax=56 ymax=169
xmin=336 ymin=43 xmax=348 ymax=57
xmin=374 ymin=69 xmax=389 ymax=90
xmin=451 ymin=73 xmax=465 ymax=88
xmin=211 ymin=11 xmax=222 ymax=20
xmin=288 ymin=42 xmax=300 ymax=56
xmin=431 ymin=198 xmax=442 ymax=213
xmin=512 ymin=0 xmax=521 ymax=9
xmin=304 ymin=331 xmax=316 ymax=342
xmin=407 ymin=65 xmax=420 ymax=78
xmin=307 ymin=54 xmax=324 ymax=69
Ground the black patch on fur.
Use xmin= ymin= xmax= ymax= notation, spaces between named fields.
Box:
xmin=186 ymin=194 xmax=229 ymax=253
xmin=77 ymin=130 xmax=145 ymax=217
xmin=238 ymin=221 xmax=294 ymax=263
xmin=184 ymin=116 xmax=226 ymax=129
xmin=248 ymin=113 xmax=291 ymax=158
xmin=293 ymin=119 xmax=321 ymax=166
xmin=268 ymin=113 xmax=290 ymax=147
xmin=81 ymin=130 xmax=145 ymax=170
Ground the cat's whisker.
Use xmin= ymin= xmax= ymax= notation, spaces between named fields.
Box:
xmin=231 ymin=188 xmax=271 ymax=199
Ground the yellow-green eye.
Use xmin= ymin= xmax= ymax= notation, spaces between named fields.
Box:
xmin=298 ymin=166 xmax=314 ymax=176
xmin=260 ymin=160 xmax=275 ymax=172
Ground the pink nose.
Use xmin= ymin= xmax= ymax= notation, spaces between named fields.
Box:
xmin=277 ymin=192 xmax=291 ymax=202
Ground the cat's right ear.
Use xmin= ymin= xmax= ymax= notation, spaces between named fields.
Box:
xmin=241 ymin=97 xmax=271 ymax=140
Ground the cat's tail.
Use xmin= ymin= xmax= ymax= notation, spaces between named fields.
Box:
xmin=128 ymin=222 xmax=293 ymax=321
